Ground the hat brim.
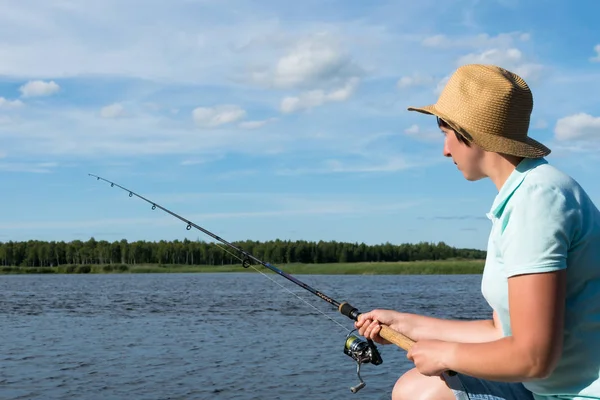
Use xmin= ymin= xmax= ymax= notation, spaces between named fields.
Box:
xmin=407 ymin=104 xmax=436 ymax=115
xmin=407 ymin=104 xmax=551 ymax=158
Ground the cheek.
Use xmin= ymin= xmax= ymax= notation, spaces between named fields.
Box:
xmin=448 ymin=142 xmax=461 ymax=157
xmin=467 ymin=147 xmax=484 ymax=161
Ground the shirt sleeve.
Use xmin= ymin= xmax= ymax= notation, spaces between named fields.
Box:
xmin=499 ymin=184 xmax=575 ymax=277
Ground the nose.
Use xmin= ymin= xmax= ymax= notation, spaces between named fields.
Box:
xmin=443 ymin=136 xmax=452 ymax=157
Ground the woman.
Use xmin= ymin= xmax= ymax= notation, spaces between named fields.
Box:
xmin=356 ymin=64 xmax=600 ymax=400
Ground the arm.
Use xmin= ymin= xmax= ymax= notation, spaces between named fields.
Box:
xmin=401 ymin=310 xmax=503 ymax=343
xmin=437 ymin=185 xmax=572 ymax=380
xmin=444 ymin=269 xmax=565 ymax=380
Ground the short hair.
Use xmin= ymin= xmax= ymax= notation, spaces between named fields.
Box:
xmin=437 ymin=117 xmax=471 ymax=147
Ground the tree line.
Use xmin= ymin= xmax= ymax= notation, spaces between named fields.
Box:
xmin=0 ymin=238 xmax=486 ymax=267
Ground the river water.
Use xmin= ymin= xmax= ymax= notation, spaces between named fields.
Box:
xmin=0 ymin=272 xmax=490 ymax=400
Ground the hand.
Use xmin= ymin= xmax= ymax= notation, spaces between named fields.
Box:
xmin=355 ymin=309 xmax=404 ymax=345
xmin=407 ymin=339 xmax=454 ymax=376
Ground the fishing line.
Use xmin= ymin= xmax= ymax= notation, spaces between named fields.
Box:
xmin=88 ymin=173 xmax=442 ymax=392
xmin=215 ymin=242 xmax=351 ymax=334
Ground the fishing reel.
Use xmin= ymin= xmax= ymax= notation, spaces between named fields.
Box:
xmin=343 ymin=330 xmax=383 ymax=393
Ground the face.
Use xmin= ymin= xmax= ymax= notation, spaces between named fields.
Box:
xmin=441 ymin=126 xmax=487 ymax=181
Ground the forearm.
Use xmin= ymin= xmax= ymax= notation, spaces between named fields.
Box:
xmin=445 ymin=337 xmax=555 ymax=381
xmin=402 ymin=313 xmax=501 ymax=343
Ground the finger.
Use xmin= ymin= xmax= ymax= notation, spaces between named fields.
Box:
xmin=371 ymin=322 xmax=381 ymax=338
xmin=361 ymin=320 xmax=375 ymax=339
xmin=369 ymin=326 xmax=385 ymax=344
xmin=357 ymin=320 xmax=372 ymax=337
xmin=360 ymin=320 xmax=373 ymax=338
xmin=365 ymin=320 xmax=382 ymax=340
xmin=366 ymin=320 xmax=380 ymax=338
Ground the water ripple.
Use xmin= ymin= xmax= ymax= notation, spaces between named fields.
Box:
xmin=0 ymin=273 xmax=489 ymax=399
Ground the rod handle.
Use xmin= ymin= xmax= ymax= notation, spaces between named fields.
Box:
xmin=339 ymin=301 xmax=416 ymax=349
xmin=379 ymin=324 xmax=415 ymax=350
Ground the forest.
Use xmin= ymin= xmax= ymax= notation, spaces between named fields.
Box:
xmin=0 ymin=238 xmax=486 ymax=267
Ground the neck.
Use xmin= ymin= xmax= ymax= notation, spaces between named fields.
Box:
xmin=484 ymin=153 xmax=524 ymax=191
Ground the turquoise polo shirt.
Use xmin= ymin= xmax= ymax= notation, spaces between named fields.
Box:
xmin=481 ymin=157 xmax=600 ymax=399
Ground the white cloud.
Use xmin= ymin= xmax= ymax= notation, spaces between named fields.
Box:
xmin=0 ymin=107 xmax=291 ymax=158
xmin=100 ymin=103 xmax=126 ymax=119
xmin=280 ymin=77 xmax=358 ymax=113
xmin=0 ymin=3 xmax=593 ymax=173
xmin=404 ymin=124 xmax=441 ymax=142
xmin=0 ymin=161 xmax=58 ymax=173
xmin=0 ymin=97 xmax=24 ymax=109
xmin=456 ymin=48 xmax=543 ymax=80
xmin=549 ymin=142 xmax=600 ymax=157
xmin=419 ymin=32 xmax=544 ymax=82
xmin=405 ymin=124 xmax=419 ymax=135
xmin=275 ymin=39 xmax=345 ymax=87
xmin=180 ymin=154 xmax=225 ymax=166
xmin=252 ymin=33 xmax=361 ymax=89
xmin=0 ymin=3 xmax=536 ymax=96
xmin=554 ymin=113 xmax=600 ymax=141
xmin=397 ymin=73 xmax=434 ymax=89
xmin=238 ymin=118 xmax=277 ymax=129
xmin=421 ymin=32 xmax=529 ymax=49
xmin=512 ymin=63 xmax=544 ymax=80
xmin=19 ymin=80 xmax=60 ymax=97
xmin=591 ymin=44 xmax=600 ymax=62
xmin=1 ymin=105 xmax=414 ymax=162
xmin=0 ymin=2 xmax=306 ymax=85
xmin=457 ymin=47 xmax=522 ymax=66
xmin=192 ymin=105 xmax=247 ymax=127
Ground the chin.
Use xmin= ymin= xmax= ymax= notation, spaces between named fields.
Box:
xmin=462 ymin=172 xmax=484 ymax=181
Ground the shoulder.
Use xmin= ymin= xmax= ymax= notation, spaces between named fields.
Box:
xmin=513 ymin=162 xmax=588 ymax=211
xmin=498 ymin=162 xmax=587 ymax=239
xmin=500 ymin=161 xmax=597 ymax=247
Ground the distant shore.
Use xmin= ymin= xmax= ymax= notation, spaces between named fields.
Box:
xmin=0 ymin=259 xmax=485 ymax=275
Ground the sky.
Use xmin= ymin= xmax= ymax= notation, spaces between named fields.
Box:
xmin=0 ymin=0 xmax=599 ymax=251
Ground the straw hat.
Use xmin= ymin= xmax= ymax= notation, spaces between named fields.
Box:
xmin=407 ymin=64 xmax=550 ymax=157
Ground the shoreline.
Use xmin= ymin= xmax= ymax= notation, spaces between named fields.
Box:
xmin=0 ymin=260 xmax=485 ymax=275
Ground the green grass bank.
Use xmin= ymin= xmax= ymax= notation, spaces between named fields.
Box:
xmin=0 ymin=259 xmax=485 ymax=275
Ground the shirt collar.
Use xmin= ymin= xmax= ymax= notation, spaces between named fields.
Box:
xmin=488 ymin=157 xmax=548 ymax=219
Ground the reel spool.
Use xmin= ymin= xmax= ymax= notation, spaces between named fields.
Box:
xmin=343 ymin=330 xmax=383 ymax=393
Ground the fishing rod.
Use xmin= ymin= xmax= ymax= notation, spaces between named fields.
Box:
xmin=88 ymin=173 xmax=420 ymax=392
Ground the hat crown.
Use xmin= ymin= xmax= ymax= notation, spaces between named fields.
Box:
xmin=435 ymin=64 xmax=533 ymax=140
